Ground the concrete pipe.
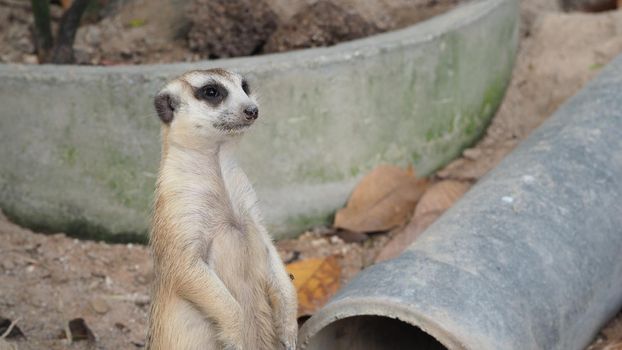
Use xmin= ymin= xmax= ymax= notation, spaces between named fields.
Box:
xmin=298 ymin=53 xmax=622 ymax=349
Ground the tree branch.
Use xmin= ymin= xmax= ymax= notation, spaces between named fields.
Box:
xmin=30 ymin=0 xmax=53 ymax=61
xmin=50 ymin=0 xmax=89 ymax=64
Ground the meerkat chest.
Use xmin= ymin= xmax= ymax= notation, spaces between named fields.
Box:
xmin=207 ymin=163 xmax=270 ymax=276
xmin=207 ymin=221 xmax=271 ymax=302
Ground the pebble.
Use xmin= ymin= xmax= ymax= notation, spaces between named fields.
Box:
xmin=90 ymin=297 xmax=110 ymax=314
xmin=22 ymin=54 xmax=38 ymax=65
xmin=501 ymin=196 xmax=514 ymax=204
xmin=522 ymin=175 xmax=535 ymax=184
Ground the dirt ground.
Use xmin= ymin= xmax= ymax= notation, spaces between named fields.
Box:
xmin=2 ymin=0 xmax=622 ymax=349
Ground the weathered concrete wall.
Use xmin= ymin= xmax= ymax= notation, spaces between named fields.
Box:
xmin=0 ymin=0 xmax=518 ymax=240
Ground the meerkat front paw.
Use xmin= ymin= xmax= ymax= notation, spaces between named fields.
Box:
xmin=220 ymin=334 xmax=244 ymax=350
xmin=217 ymin=306 xmax=245 ymax=350
xmin=277 ymin=321 xmax=298 ymax=350
xmin=279 ymin=335 xmax=297 ymax=350
xmin=223 ymin=343 xmax=243 ymax=350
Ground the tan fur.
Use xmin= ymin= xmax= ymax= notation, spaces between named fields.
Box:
xmin=147 ymin=70 xmax=298 ymax=350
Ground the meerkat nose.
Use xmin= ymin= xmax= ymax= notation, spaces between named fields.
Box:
xmin=243 ymin=105 xmax=259 ymax=120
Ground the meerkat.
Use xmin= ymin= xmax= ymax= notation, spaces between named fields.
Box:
xmin=147 ymin=69 xmax=298 ymax=350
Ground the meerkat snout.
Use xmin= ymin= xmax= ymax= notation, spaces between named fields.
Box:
xmin=243 ymin=105 xmax=259 ymax=120
xmin=154 ymin=68 xmax=259 ymax=138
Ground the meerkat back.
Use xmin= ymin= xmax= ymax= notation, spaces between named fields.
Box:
xmin=147 ymin=69 xmax=298 ymax=350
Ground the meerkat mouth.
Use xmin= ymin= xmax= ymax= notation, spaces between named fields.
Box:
xmin=212 ymin=121 xmax=252 ymax=133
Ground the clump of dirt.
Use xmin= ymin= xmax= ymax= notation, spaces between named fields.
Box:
xmin=186 ymin=0 xmax=279 ymax=59
xmin=263 ymin=1 xmax=378 ymax=53
xmin=0 ymin=2 xmax=38 ymax=64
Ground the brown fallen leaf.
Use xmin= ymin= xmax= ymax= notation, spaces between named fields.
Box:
xmin=375 ymin=180 xmax=471 ymax=263
xmin=413 ymin=180 xmax=471 ymax=218
xmin=286 ymin=256 xmax=341 ymax=316
xmin=375 ymin=211 xmax=441 ymax=263
xmin=334 ymin=165 xmax=429 ymax=233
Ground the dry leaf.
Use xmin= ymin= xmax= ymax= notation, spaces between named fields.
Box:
xmin=375 ymin=211 xmax=441 ymax=263
xmin=334 ymin=165 xmax=428 ymax=233
xmin=286 ymin=256 xmax=341 ymax=316
xmin=414 ymin=180 xmax=471 ymax=217
xmin=375 ymin=180 xmax=471 ymax=263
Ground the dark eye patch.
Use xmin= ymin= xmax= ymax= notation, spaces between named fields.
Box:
xmin=195 ymin=81 xmax=228 ymax=106
xmin=241 ymin=80 xmax=250 ymax=95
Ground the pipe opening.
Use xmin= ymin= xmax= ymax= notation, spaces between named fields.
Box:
xmin=304 ymin=315 xmax=448 ymax=350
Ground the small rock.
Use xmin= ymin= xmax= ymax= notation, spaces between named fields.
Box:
xmin=84 ymin=26 xmax=102 ymax=46
xmin=21 ymin=54 xmax=38 ymax=65
xmin=90 ymin=297 xmax=110 ymax=314
xmin=501 ymin=196 xmax=514 ymax=204
xmin=134 ymin=295 xmax=150 ymax=307
xmin=329 ymin=235 xmax=344 ymax=245
xmin=134 ymin=272 xmax=152 ymax=285
xmin=114 ymin=322 xmax=129 ymax=333
xmin=131 ymin=340 xmax=146 ymax=347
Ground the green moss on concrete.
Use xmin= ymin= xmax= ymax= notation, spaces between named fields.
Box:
xmin=60 ymin=145 xmax=78 ymax=166
xmin=280 ymin=210 xmax=335 ymax=236
xmin=411 ymin=151 xmax=422 ymax=163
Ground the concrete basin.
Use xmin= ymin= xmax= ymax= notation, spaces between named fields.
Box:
xmin=0 ymin=0 xmax=518 ymax=240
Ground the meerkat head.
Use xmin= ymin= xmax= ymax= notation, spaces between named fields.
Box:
xmin=154 ymin=69 xmax=259 ymax=145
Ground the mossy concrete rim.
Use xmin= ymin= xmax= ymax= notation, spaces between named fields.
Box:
xmin=0 ymin=0 xmax=519 ymax=241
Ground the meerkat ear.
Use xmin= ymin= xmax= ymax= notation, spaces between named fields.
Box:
xmin=154 ymin=92 xmax=179 ymax=124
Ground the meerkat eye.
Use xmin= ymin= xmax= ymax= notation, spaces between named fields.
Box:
xmin=196 ymin=83 xmax=228 ymax=104
xmin=203 ymin=86 xmax=219 ymax=98
xmin=241 ymin=80 xmax=250 ymax=95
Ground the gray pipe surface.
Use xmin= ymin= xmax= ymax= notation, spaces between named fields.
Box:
xmin=298 ymin=53 xmax=622 ymax=350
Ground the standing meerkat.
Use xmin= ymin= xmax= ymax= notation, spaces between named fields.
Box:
xmin=147 ymin=69 xmax=298 ymax=350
